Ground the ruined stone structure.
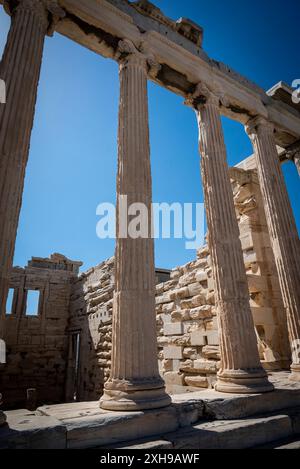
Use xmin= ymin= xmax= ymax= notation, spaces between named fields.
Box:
xmin=0 ymin=0 xmax=300 ymax=449
xmin=0 ymin=162 xmax=293 ymax=409
xmin=0 ymin=254 xmax=82 ymax=409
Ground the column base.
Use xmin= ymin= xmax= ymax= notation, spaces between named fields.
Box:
xmin=289 ymin=364 xmax=300 ymax=382
xmin=99 ymin=378 xmax=172 ymax=411
xmin=215 ymin=369 xmax=274 ymax=394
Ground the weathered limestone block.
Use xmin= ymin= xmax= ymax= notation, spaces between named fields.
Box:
xmin=89 ymin=292 xmax=111 ymax=307
xmin=171 ymin=310 xmax=190 ymax=322
xmin=189 ymin=305 xmax=212 ymax=320
xmin=195 ymin=270 xmax=207 ymax=283
xmin=198 ymin=246 xmax=209 ymax=259
xmin=193 ymin=360 xmax=219 ymax=374
xmin=201 ymin=345 xmax=221 ymax=360
xmin=164 ymin=323 xmax=184 ymax=336
xmin=207 ymin=276 xmax=215 ymax=292
xmin=170 ymin=269 xmax=182 ymax=280
xmin=156 ymin=314 xmax=164 ymax=327
xmin=178 ymin=272 xmax=196 ymax=287
xmin=158 ymin=336 xmax=170 ymax=347
xmin=171 ymin=360 xmax=181 ymax=372
xmin=206 ymin=291 xmax=215 ymax=305
xmin=205 ymin=315 xmax=218 ymax=329
xmin=188 ymin=283 xmax=203 ymax=297
xmin=179 ymin=360 xmax=194 ymax=373
xmin=206 ymin=331 xmax=219 ymax=346
xmin=163 ymin=280 xmax=178 ymax=291
xmin=180 ymin=294 xmax=206 ymax=309
xmin=156 ymin=293 xmax=172 ymax=305
xmin=155 ymin=283 xmax=164 ymax=295
xmin=98 ymin=352 xmax=111 ymax=360
xmin=170 ymin=287 xmax=190 ymax=300
xmin=184 ymin=376 xmax=209 ymax=388
xmin=171 ymin=335 xmax=191 ymax=347
xmin=163 ymin=346 xmax=183 ymax=360
xmin=162 ymin=359 xmax=173 ymax=373
xmin=183 ymin=347 xmax=198 ymax=359
xmin=161 ymin=302 xmax=176 ymax=314
xmin=164 ymin=372 xmax=185 ymax=386
xmin=191 ymin=330 xmax=206 ymax=346
xmin=98 ymin=359 xmax=109 ymax=367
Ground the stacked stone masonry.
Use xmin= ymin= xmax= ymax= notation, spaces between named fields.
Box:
xmin=0 ymin=254 xmax=82 ymax=409
xmin=0 ymin=164 xmax=292 ymax=409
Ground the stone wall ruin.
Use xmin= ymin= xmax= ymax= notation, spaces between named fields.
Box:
xmin=0 ymin=163 xmax=292 ymax=409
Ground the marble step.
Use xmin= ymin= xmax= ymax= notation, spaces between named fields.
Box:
xmin=106 ymin=414 xmax=293 ymax=450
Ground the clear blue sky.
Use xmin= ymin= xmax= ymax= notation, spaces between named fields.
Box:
xmin=0 ymin=1 xmax=299 ymax=272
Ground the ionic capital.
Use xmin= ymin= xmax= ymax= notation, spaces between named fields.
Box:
xmin=184 ymin=82 xmax=224 ymax=110
xmin=116 ymin=39 xmax=161 ymax=78
xmin=4 ymin=0 xmax=65 ymax=35
xmin=245 ymin=116 xmax=275 ymax=141
xmin=140 ymin=42 xmax=161 ymax=79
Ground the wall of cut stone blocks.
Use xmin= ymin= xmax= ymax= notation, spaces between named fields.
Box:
xmin=66 ymin=257 xmax=115 ymax=402
xmin=0 ymin=254 xmax=81 ymax=409
xmin=157 ymin=167 xmax=290 ymax=393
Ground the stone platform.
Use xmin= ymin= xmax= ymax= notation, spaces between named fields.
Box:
xmin=1 ymin=372 xmax=300 ymax=449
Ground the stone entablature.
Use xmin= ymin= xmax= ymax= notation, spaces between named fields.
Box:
xmin=39 ymin=0 xmax=300 ymax=144
xmin=28 ymin=253 xmax=82 ymax=273
xmin=130 ymin=1 xmax=203 ymax=48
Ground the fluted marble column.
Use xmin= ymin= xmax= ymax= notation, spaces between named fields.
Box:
xmin=187 ymin=84 xmax=273 ymax=394
xmin=100 ymin=40 xmax=171 ymax=411
xmin=0 ymin=0 xmax=64 ymax=327
xmin=246 ymin=117 xmax=300 ymax=381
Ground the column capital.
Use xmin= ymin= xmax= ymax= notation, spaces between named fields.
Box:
xmin=115 ymin=39 xmax=161 ymax=78
xmin=3 ymin=0 xmax=65 ymax=36
xmin=184 ymin=82 xmax=227 ymax=110
xmin=245 ymin=116 xmax=275 ymax=140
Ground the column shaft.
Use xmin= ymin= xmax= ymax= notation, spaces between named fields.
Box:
xmin=100 ymin=41 xmax=170 ymax=410
xmin=246 ymin=117 xmax=300 ymax=380
xmin=192 ymin=85 xmax=273 ymax=393
xmin=0 ymin=0 xmax=48 ymax=323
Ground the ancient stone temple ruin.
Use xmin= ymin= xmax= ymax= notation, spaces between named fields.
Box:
xmin=0 ymin=0 xmax=300 ymax=450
